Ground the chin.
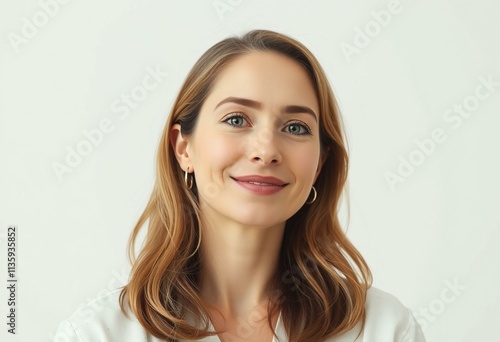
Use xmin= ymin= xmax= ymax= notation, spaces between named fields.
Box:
xmin=230 ymin=211 xmax=287 ymax=228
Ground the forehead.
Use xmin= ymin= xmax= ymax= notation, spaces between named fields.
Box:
xmin=203 ymin=51 xmax=319 ymax=113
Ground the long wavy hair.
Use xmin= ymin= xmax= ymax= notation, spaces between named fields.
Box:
xmin=119 ymin=29 xmax=372 ymax=341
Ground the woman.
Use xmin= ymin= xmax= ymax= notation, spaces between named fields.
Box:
xmin=56 ymin=30 xmax=425 ymax=342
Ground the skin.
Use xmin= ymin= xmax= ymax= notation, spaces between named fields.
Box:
xmin=171 ymin=51 xmax=326 ymax=341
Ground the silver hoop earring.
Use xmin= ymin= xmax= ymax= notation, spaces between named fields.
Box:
xmin=184 ymin=167 xmax=193 ymax=190
xmin=306 ymin=186 xmax=317 ymax=204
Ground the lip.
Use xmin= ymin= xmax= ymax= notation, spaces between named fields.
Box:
xmin=231 ymin=175 xmax=288 ymax=195
xmin=232 ymin=175 xmax=287 ymax=186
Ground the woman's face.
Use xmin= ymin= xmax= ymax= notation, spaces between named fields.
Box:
xmin=174 ymin=51 xmax=325 ymax=228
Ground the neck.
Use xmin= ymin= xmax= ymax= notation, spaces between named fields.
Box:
xmin=198 ymin=218 xmax=285 ymax=318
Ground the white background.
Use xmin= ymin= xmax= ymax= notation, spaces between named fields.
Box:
xmin=1 ymin=0 xmax=499 ymax=341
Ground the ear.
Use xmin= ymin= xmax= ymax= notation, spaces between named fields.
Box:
xmin=313 ymin=147 xmax=330 ymax=184
xmin=170 ymin=123 xmax=192 ymax=172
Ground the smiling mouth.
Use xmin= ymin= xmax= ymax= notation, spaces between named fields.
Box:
xmin=230 ymin=176 xmax=289 ymax=196
xmin=230 ymin=177 xmax=287 ymax=187
xmin=245 ymin=181 xmax=283 ymax=186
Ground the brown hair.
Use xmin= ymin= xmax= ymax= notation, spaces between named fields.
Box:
xmin=119 ymin=29 xmax=372 ymax=341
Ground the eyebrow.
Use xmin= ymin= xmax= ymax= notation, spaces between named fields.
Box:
xmin=214 ymin=96 xmax=318 ymax=122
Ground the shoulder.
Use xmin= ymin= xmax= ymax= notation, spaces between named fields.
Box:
xmin=330 ymin=287 xmax=426 ymax=341
xmin=361 ymin=287 xmax=426 ymax=342
xmin=54 ymin=289 xmax=163 ymax=342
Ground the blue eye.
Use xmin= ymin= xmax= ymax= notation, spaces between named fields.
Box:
xmin=223 ymin=113 xmax=249 ymax=127
xmin=222 ymin=113 xmax=312 ymax=136
xmin=284 ymin=122 xmax=312 ymax=136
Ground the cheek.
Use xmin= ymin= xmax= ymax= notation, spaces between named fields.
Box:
xmin=287 ymin=144 xmax=321 ymax=181
xmin=193 ymin=131 xmax=238 ymax=171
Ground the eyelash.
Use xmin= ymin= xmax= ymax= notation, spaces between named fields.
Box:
xmin=222 ymin=113 xmax=312 ymax=136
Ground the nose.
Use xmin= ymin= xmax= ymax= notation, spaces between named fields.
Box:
xmin=246 ymin=127 xmax=282 ymax=165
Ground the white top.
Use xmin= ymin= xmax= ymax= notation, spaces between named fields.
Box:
xmin=55 ymin=287 xmax=425 ymax=341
